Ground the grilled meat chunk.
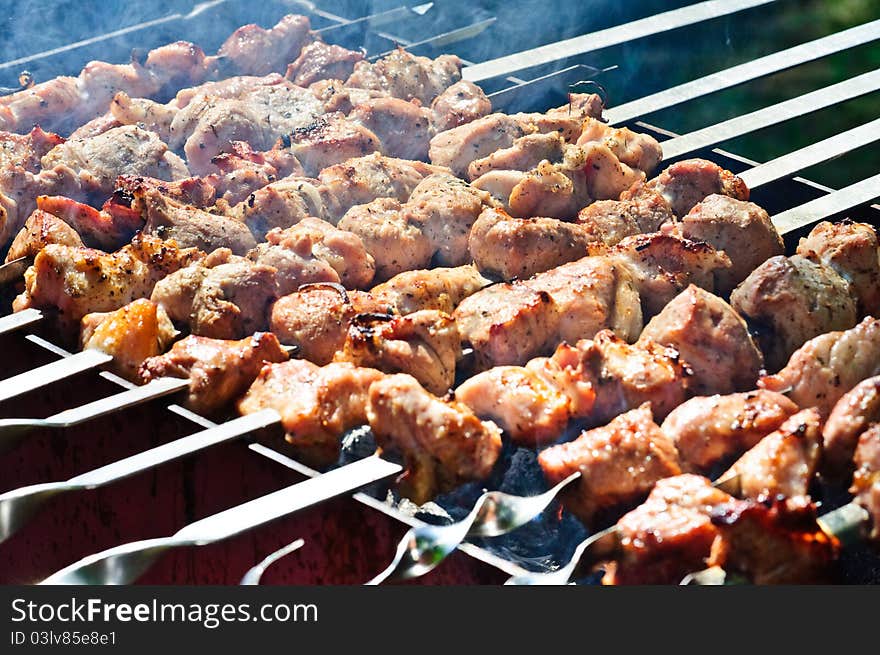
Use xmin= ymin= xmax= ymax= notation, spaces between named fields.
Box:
xmin=796 ymin=220 xmax=880 ymax=318
xmin=246 ymin=240 xmax=339 ymax=296
xmin=366 ymin=374 xmax=502 ymax=504
xmin=371 ymin=265 xmax=491 ymax=315
xmin=430 ymin=80 xmax=492 ymax=132
xmin=139 ymin=332 xmax=289 ymax=415
xmin=661 ymin=391 xmax=799 ymax=473
xmin=759 ymin=317 xmax=880 ymax=417
xmin=36 ymin=195 xmax=142 ymax=251
xmin=346 ymin=48 xmax=462 ymax=104
xmin=576 ymin=185 xmax=673 ymax=246
xmin=6 ymin=209 xmax=84 ymax=261
xmin=539 ymin=404 xmax=682 ymax=525
xmin=218 ymin=14 xmax=312 ymax=77
xmin=349 ymin=97 xmax=433 ymax=161
xmin=511 ymin=93 xmax=604 ymax=140
xmin=731 ymin=255 xmax=857 ymax=371
xmin=41 ymin=125 xmax=189 ymax=198
xmin=639 ymin=285 xmax=763 ymax=395
xmin=239 ymin=359 xmax=384 ymax=467
xmin=233 ymin=176 xmax=326 ymax=239
xmin=206 ymin=140 xmax=302 ymax=206
xmin=722 ymin=409 xmax=822 ymax=501
xmin=0 ymin=127 xmax=64 ymax=171
xmin=851 ymin=425 xmax=880 ymax=541
xmin=467 ymin=131 xmax=566 ymax=181
xmin=269 ymin=286 xmax=391 ymax=365
xmin=469 ymin=207 xmax=597 ymax=280
xmin=149 ymin=248 xmax=237 ymax=325
xmin=429 ymin=114 xmax=531 ymax=177
xmin=285 ymin=41 xmax=365 ymax=87
xmin=604 ymin=474 xmax=733 ymax=585
xmin=336 ymin=310 xmax=459 ymax=395
xmin=823 ymin=376 xmax=880 ymax=475
xmin=453 ymin=256 xmax=642 ymax=370
xmin=643 ymin=159 xmax=749 ymax=218
xmin=576 ymin=117 xmax=663 ymax=173
xmin=80 ymin=298 xmax=177 ymax=381
xmin=455 ymin=366 xmax=570 ymax=446
xmin=13 ymin=235 xmax=203 ymax=327
xmin=680 ymin=194 xmax=785 ymax=295
xmin=189 ymin=262 xmax=278 ymax=339
xmin=289 ymin=112 xmax=382 ymax=177
xmin=610 ymin=232 xmax=732 ymax=318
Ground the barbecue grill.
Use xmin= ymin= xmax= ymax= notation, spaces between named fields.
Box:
xmin=0 ymin=0 xmax=878 ymax=585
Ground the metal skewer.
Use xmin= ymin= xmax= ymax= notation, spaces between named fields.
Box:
xmin=41 ymin=454 xmax=402 ymax=584
xmin=240 ymin=538 xmax=306 ymax=585
xmin=0 ymin=308 xmax=42 ymax=336
xmin=0 ymin=349 xmax=112 ymax=404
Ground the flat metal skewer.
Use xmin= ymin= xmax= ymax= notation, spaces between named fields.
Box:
xmin=0 ymin=308 xmax=42 ymax=336
xmin=772 ymin=172 xmax=880 ymax=235
xmin=0 ymin=349 xmax=112 ymax=404
xmin=41 ymin=454 xmax=402 ymax=584
xmin=0 ymin=409 xmax=279 ymax=543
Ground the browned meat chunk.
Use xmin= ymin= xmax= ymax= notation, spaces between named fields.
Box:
xmin=13 ymin=235 xmax=203 ymax=328
xmin=604 ymin=475 xmax=732 ymax=585
xmin=269 ymin=286 xmax=391 ymax=365
xmin=731 ymin=255 xmax=857 ymax=371
xmin=6 ymin=209 xmax=84 ymax=262
xmin=823 ymin=377 xmax=880 ymax=475
xmin=246 ymin=240 xmax=339 ymax=296
xmin=539 ymin=404 xmax=682 ymax=525
xmin=455 ymin=366 xmax=570 ymax=446
xmin=80 ymin=298 xmax=176 ymax=381
xmin=511 ymin=93 xmax=604 ymax=141
xmin=430 ymin=80 xmax=492 ymax=132
xmin=851 ymin=425 xmax=880 ymax=541
xmin=36 ymin=195 xmax=143 ymax=251
xmin=233 ymin=176 xmax=327 ymax=239
xmin=346 ymin=48 xmax=462 ymax=104
xmin=0 ymin=127 xmax=64 ymax=172
xmin=576 ymin=118 xmax=663 ymax=173
xmin=467 ymin=132 xmax=566 ymax=181
xmin=336 ymin=310 xmax=459 ymax=395
xmin=661 ymin=391 xmax=799 ymax=473
xmin=644 ymin=158 xmax=749 ymax=218
xmin=680 ymin=194 xmax=784 ymax=295
xmin=759 ymin=317 xmax=880 ymax=416
xmin=469 ymin=207 xmax=596 ymax=280
xmin=639 ymin=285 xmax=763 ymax=395
xmin=289 ymin=113 xmax=382 ymax=177
xmin=218 ymin=14 xmax=312 ymax=77
xmin=796 ymin=220 xmax=880 ymax=318
xmin=239 ymin=359 xmax=384 ymax=467
xmin=139 ymin=332 xmax=289 ymax=415
xmin=189 ymin=262 xmax=278 ymax=339
xmin=349 ymin=97 xmax=433 ymax=161
xmin=285 ymin=41 xmax=364 ymax=87
xmin=206 ymin=140 xmax=302 ymax=206
xmin=371 ymin=265 xmax=491 ymax=315
xmin=576 ymin=186 xmax=673 ymax=246
xmin=366 ymin=374 xmax=502 ymax=504
xmin=429 ymin=114 xmax=531 ymax=177
xmin=722 ymin=409 xmax=822 ymax=501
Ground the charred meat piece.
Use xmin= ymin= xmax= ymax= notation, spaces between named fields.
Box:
xmin=336 ymin=310 xmax=459 ymax=395
xmin=469 ymin=207 xmax=597 ymax=280
xmin=661 ymin=390 xmax=799 ymax=474
xmin=429 ymin=113 xmax=532 ymax=177
xmin=708 ymin=496 xmax=838 ymax=584
xmin=576 ymin=117 xmax=662 ymax=173
xmin=455 ymin=366 xmax=570 ymax=446
xmin=643 ymin=158 xmax=749 ymax=218
xmin=289 ymin=113 xmax=382 ymax=177
xmin=218 ymin=14 xmax=313 ymax=77
xmin=80 ymin=299 xmax=177 ymax=381
xmin=36 ymin=195 xmax=143 ymax=251
xmin=539 ymin=404 xmax=682 ymax=525
xmin=851 ymin=425 xmax=880 ymax=542
xmin=367 ymin=373 xmax=502 ymax=505
xmin=604 ymin=474 xmax=733 ymax=585
xmin=722 ymin=409 xmax=822 ymax=501
xmin=270 ymin=286 xmax=391 ymax=365
xmin=731 ymin=255 xmax=857 ymax=371
xmin=371 ymin=265 xmax=491 ymax=315
xmin=260 ymin=218 xmax=375 ymax=289
xmin=349 ymin=97 xmax=433 ymax=161
xmin=796 ymin=220 xmax=880 ymax=318
xmin=239 ymin=359 xmax=384 ymax=467
xmin=639 ymin=285 xmax=763 ymax=395
xmin=610 ymin=232 xmax=732 ymax=318
xmin=823 ymin=376 xmax=880 ymax=475
xmin=346 ymin=48 xmax=462 ymax=105
xmin=680 ymin=194 xmax=784 ymax=295
xmin=759 ymin=317 xmax=880 ymax=417
xmin=6 ymin=209 xmax=84 ymax=262
xmin=576 ymin=185 xmax=674 ymax=246
xmin=430 ymin=80 xmax=492 ymax=132
xmin=139 ymin=332 xmax=289 ymax=415
xmin=285 ymin=41 xmax=365 ymax=87
xmin=13 ymin=235 xmax=203 ymax=328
